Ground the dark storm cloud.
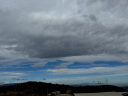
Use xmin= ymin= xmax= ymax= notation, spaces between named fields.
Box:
xmin=0 ymin=0 xmax=128 ymax=60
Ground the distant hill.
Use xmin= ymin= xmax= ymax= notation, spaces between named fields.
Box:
xmin=70 ymin=83 xmax=89 ymax=87
xmin=0 ymin=83 xmax=19 ymax=87
xmin=0 ymin=81 xmax=127 ymax=96
xmin=0 ymin=81 xmax=72 ymax=96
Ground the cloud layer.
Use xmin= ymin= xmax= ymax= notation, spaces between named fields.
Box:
xmin=0 ymin=72 xmax=25 ymax=80
xmin=47 ymin=65 xmax=128 ymax=75
xmin=46 ymin=65 xmax=128 ymax=84
xmin=0 ymin=0 xmax=128 ymax=84
xmin=0 ymin=0 xmax=128 ymax=61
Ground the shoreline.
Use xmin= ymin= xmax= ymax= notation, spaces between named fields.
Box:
xmin=74 ymin=92 xmax=126 ymax=96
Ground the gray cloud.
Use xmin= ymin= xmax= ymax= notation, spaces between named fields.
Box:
xmin=31 ymin=62 xmax=47 ymax=67
xmin=0 ymin=0 xmax=128 ymax=62
xmin=55 ymin=62 xmax=73 ymax=69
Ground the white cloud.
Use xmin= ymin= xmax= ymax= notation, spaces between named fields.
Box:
xmin=60 ymin=54 xmax=128 ymax=63
xmin=0 ymin=72 xmax=25 ymax=80
xmin=0 ymin=72 xmax=24 ymax=76
xmin=47 ymin=65 xmax=128 ymax=75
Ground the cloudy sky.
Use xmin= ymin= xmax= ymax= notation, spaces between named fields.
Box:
xmin=0 ymin=0 xmax=128 ymax=85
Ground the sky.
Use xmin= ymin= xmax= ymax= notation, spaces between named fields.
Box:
xmin=0 ymin=0 xmax=128 ymax=86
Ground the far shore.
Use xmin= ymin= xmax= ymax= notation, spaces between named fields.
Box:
xmin=74 ymin=92 xmax=126 ymax=96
